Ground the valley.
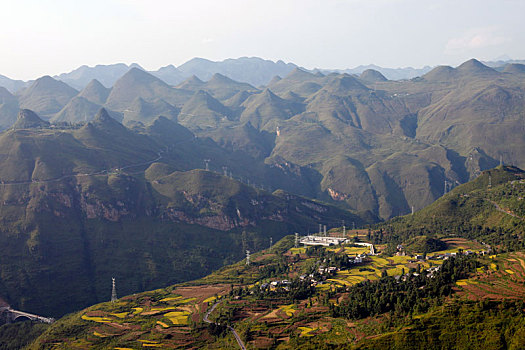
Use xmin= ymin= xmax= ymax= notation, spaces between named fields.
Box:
xmin=0 ymin=57 xmax=524 ymax=349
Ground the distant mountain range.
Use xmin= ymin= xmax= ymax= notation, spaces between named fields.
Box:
xmin=0 ymin=107 xmax=371 ymax=317
xmin=2 ymin=57 xmax=524 ymax=94
xmin=1 ymin=58 xmax=525 ymax=221
xmin=1 ymin=56 xmax=525 ymax=319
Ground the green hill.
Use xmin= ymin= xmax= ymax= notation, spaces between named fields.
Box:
xmin=22 ymin=167 xmax=525 ymax=348
xmin=381 ymin=166 xmax=525 ymax=251
xmin=3 ymin=58 xmax=525 ymax=222
xmin=17 ymin=76 xmax=78 ymax=118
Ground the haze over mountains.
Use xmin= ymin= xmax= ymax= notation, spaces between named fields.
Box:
xmin=0 ymin=58 xmax=524 ymax=220
xmin=0 ymin=56 xmax=525 ymax=319
xmin=3 ymin=56 xmax=524 ymax=94
xmin=0 ymin=107 xmax=370 ymax=317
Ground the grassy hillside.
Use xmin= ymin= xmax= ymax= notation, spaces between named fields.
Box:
xmin=26 ymin=236 xmax=525 ymax=349
xmin=23 ymin=165 xmax=525 ymax=349
xmin=381 ymin=166 xmax=525 ymax=251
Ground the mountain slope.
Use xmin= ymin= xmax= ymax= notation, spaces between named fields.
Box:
xmin=78 ymin=79 xmax=111 ymax=105
xmin=0 ymin=87 xmax=20 ymax=130
xmin=0 ymin=111 xmax=373 ymax=318
xmin=17 ymin=76 xmax=78 ymax=118
xmin=55 ymin=63 xmax=141 ymax=89
xmin=178 ymin=57 xmax=297 ymax=86
xmin=384 ymin=166 xmax=525 ymax=250
xmin=24 ymin=168 xmax=525 ymax=348
xmin=105 ymin=68 xmax=190 ymax=111
xmin=178 ymin=90 xmax=232 ymax=130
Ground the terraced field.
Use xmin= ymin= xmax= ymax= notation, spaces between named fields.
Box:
xmin=29 ymin=234 xmax=522 ymax=349
xmin=456 ymin=252 xmax=525 ymax=300
xmin=33 ymin=284 xmax=231 ymax=349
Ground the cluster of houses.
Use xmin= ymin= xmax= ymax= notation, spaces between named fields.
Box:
xmin=259 ymin=280 xmax=292 ymax=291
xmin=259 ymin=251 xmax=371 ymax=290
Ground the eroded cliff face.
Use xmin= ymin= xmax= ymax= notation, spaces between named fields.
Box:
xmin=0 ymin=169 xmax=366 ymax=317
xmin=27 ymin=177 xmax=287 ymax=230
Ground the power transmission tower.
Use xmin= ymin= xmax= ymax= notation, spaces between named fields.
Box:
xmin=342 ymin=220 xmax=346 ymax=238
xmin=204 ymin=159 xmax=210 ymax=171
xmin=412 ymin=206 xmax=415 ymax=215
xmin=444 ymin=180 xmax=448 ymax=195
xmin=295 ymin=232 xmax=299 ymax=248
xmin=488 ymin=175 xmax=492 ymax=188
xmin=318 ymin=224 xmax=322 ymax=236
xmin=269 ymin=237 xmax=273 ymax=251
xmin=111 ymin=278 xmax=117 ymax=302
xmin=500 ymin=155 xmax=503 ymax=167
xmin=222 ymin=166 xmax=228 ymax=177
xmin=246 ymin=250 xmax=250 ymax=265
xmin=324 ymin=225 xmax=327 ymax=237
xmin=242 ymin=230 xmax=247 ymax=253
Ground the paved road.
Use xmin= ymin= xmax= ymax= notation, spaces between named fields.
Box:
xmin=490 ymin=200 xmax=524 ymax=221
xmin=203 ymin=300 xmax=247 ymax=350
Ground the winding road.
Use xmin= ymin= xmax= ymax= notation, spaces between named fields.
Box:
xmin=489 ymin=200 xmax=524 ymax=221
xmin=203 ymin=300 xmax=247 ymax=350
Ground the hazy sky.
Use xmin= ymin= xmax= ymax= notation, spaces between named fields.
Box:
xmin=1 ymin=0 xmax=524 ymax=80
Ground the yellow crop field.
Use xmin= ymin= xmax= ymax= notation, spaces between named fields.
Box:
xmin=371 ymin=257 xmax=390 ymax=267
xmin=149 ymin=306 xmax=175 ymax=312
xmin=279 ymin=304 xmax=296 ymax=317
xmin=505 ymin=269 xmax=515 ymax=274
xmin=328 ymin=278 xmax=352 ymax=286
xmin=490 ymin=263 xmax=498 ymax=271
xmin=347 ymin=275 xmax=367 ymax=283
xmin=177 ymin=298 xmax=196 ymax=304
xmin=343 ymin=247 xmax=368 ymax=255
xmin=110 ymin=312 xmax=128 ymax=319
xmin=390 ymin=256 xmax=410 ymax=264
xmin=142 ymin=344 xmax=164 ymax=348
xmin=81 ymin=315 xmax=112 ymax=323
xmin=138 ymin=340 xmax=164 ymax=347
xmin=203 ymin=296 xmax=217 ymax=303
xmin=428 ymin=259 xmax=444 ymax=265
xmin=290 ymin=247 xmax=306 ymax=254
xmin=156 ymin=321 xmax=170 ymax=328
xmin=316 ymin=284 xmax=331 ymax=291
xmin=93 ymin=331 xmax=105 ymax=337
xmin=387 ymin=266 xmax=405 ymax=276
xmin=160 ymin=296 xmax=183 ymax=302
xmin=131 ymin=307 xmax=143 ymax=314
xmin=164 ymin=311 xmax=190 ymax=325
xmin=298 ymin=326 xmax=317 ymax=337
